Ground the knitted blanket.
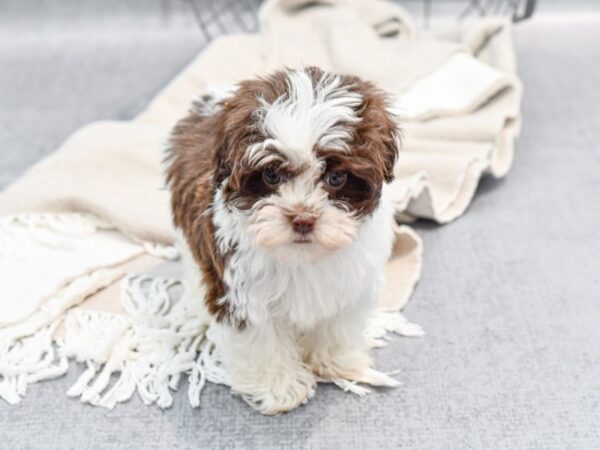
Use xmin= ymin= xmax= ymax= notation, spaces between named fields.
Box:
xmin=0 ymin=0 xmax=521 ymax=408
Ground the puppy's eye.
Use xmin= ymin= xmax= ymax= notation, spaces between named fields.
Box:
xmin=325 ymin=171 xmax=347 ymax=188
xmin=262 ymin=167 xmax=282 ymax=186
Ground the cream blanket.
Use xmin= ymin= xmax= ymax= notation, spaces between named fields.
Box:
xmin=0 ymin=0 xmax=521 ymax=408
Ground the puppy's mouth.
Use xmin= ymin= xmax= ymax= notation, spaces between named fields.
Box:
xmin=293 ymin=235 xmax=312 ymax=244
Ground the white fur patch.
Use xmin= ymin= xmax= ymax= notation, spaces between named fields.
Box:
xmin=252 ymin=69 xmax=362 ymax=167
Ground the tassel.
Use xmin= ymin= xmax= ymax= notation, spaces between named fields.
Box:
xmin=61 ymin=275 xmax=210 ymax=409
xmin=365 ymin=310 xmax=424 ymax=348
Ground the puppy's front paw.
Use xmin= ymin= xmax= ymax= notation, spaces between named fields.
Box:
xmin=235 ymin=365 xmax=316 ymax=415
xmin=307 ymin=348 xmax=399 ymax=388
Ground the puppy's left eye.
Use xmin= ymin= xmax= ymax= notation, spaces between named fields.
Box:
xmin=262 ymin=167 xmax=283 ymax=186
xmin=325 ymin=171 xmax=347 ymax=188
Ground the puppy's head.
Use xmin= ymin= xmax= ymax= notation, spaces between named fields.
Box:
xmin=211 ymin=67 xmax=400 ymax=262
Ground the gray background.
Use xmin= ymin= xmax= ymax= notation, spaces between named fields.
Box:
xmin=1 ymin=1 xmax=599 ymax=449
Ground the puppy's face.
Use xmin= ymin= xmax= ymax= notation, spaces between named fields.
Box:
xmin=212 ymin=68 xmax=400 ymax=262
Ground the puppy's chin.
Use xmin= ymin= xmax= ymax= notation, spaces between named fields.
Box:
xmin=246 ymin=204 xmax=358 ymax=264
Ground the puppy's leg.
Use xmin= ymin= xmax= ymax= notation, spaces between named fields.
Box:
xmin=302 ymin=300 xmax=399 ymax=387
xmin=213 ymin=320 xmax=316 ymax=415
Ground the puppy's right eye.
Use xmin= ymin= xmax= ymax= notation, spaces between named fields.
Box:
xmin=262 ymin=167 xmax=282 ymax=186
xmin=325 ymin=171 xmax=347 ymax=189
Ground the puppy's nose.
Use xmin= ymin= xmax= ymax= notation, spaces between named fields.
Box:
xmin=292 ymin=216 xmax=315 ymax=235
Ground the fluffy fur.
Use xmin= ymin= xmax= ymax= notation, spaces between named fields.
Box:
xmin=166 ymin=67 xmax=401 ymax=415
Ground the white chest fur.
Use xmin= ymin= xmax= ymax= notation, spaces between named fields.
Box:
xmin=212 ymin=187 xmax=396 ymax=330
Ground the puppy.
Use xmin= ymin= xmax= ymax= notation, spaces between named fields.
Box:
xmin=166 ymin=67 xmax=401 ymax=415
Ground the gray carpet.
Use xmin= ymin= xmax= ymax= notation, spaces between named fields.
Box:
xmin=1 ymin=2 xmax=600 ymax=449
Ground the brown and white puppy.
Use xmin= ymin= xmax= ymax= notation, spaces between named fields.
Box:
xmin=166 ymin=67 xmax=401 ymax=415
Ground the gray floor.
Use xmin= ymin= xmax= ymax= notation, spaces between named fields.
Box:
xmin=1 ymin=2 xmax=600 ymax=449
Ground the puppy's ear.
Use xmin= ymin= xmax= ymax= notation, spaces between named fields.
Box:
xmin=367 ymin=87 xmax=401 ymax=183
xmin=209 ymin=86 xmax=257 ymax=190
xmin=348 ymin=76 xmax=401 ymax=183
xmin=211 ymin=116 xmax=232 ymax=188
xmin=381 ymin=111 xmax=401 ymax=183
xmin=204 ymin=95 xmax=240 ymax=188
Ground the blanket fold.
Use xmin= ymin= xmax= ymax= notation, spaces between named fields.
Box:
xmin=0 ymin=0 xmax=521 ymax=408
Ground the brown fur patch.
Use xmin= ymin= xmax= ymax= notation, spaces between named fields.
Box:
xmin=166 ymin=110 xmax=232 ymax=323
xmin=318 ymin=71 xmax=400 ymax=216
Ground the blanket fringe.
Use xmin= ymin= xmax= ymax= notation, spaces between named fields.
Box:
xmin=0 ymin=212 xmax=178 ymax=259
xmin=0 ymin=212 xmax=113 ymax=251
xmin=61 ymin=275 xmax=208 ymax=409
xmin=1 ymin=268 xmax=423 ymax=408
xmin=0 ymin=212 xmax=183 ymax=405
xmin=365 ymin=310 xmax=425 ymax=348
xmin=0 ymin=319 xmax=68 ymax=404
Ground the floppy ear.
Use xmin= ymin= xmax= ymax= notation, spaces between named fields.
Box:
xmin=211 ymin=116 xmax=232 ymax=188
xmin=342 ymin=75 xmax=401 ymax=183
xmin=382 ymin=113 xmax=401 ymax=183
xmin=187 ymin=86 xmax=242 ymax=189
xmin=370 ymin=88 xmax=402 ymax=183
xmin=208 ymin=95 xmax=247 ymax=189
xmin=208 ymin=85 xmax=259 ymax=192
